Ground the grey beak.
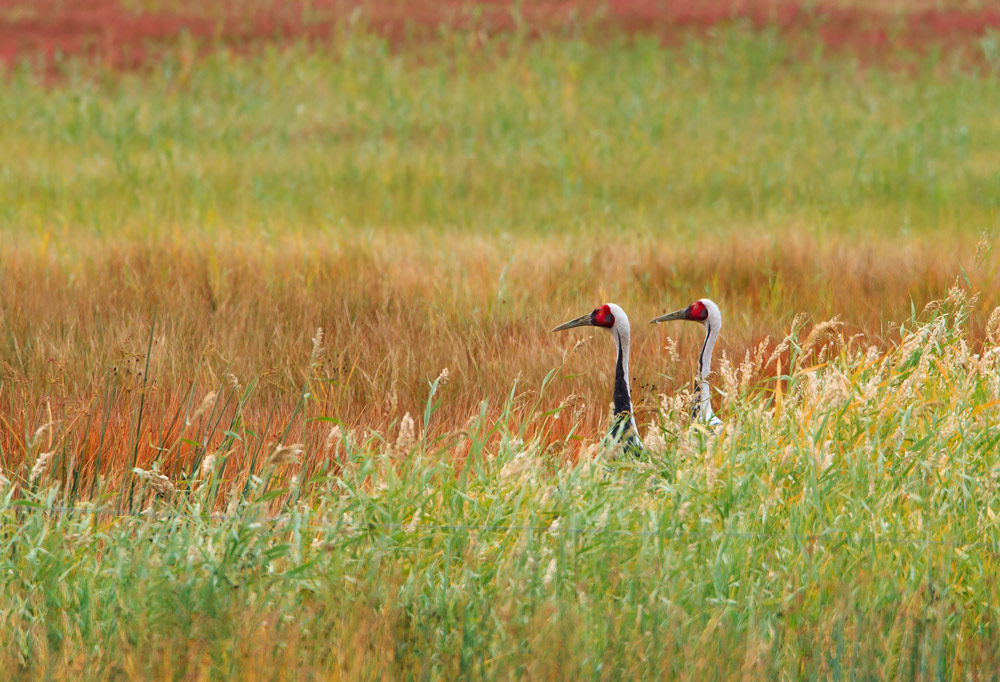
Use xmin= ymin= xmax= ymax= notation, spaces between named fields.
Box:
xmin=649 ymin=309 xmax=688 ymax=324
xmin=551 ymin=314 xmax=592 ymax=332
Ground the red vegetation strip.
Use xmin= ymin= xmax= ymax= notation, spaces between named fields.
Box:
xmin=0 ymin=0 xmax=999 ymax=71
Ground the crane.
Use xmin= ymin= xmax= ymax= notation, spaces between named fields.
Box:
xmin=552 ymin=303 xmax=643 ymax=451
xmin=650 ymin=298 xmax=723 ymax=427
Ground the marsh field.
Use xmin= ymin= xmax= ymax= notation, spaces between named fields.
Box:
xmin=2 ymin=1 xmax=1000 ymax=678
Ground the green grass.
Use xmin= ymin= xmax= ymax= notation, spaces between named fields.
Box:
xmin=4 ymin=291 xmax=1000 ymax=678
xmin=2 ymin=29 xmax=999 ymax=242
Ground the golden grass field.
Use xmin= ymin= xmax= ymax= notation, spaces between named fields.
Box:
xmin=3 ymin=230 xmax=995 ymax=493
xmin=2 ymin=3 xmax=1000 ymax=678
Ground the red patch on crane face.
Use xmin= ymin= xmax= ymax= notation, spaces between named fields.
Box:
xmin=591 ymin=304 xmax=615 ymax=328
xmin=688 ymin=301 xmax=709 ymax=321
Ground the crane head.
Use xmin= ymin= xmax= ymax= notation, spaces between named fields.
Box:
xmin=551 ymin=303 xmax=618 ymax=332
xmin=649 ymin=298 xmax=719 ymax=325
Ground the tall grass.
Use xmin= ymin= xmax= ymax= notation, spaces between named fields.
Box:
xmin=3 ymin=288 xmax=1000 ymax=679
xmin=2 ymin=231 xmax=996 ymax=493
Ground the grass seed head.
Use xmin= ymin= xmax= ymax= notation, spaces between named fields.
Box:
xmin=766 ymin=338 xmax=791 ymax=369
xmin=435 ymin=367 xmax=450 ymax=386
xmin=987 ymin=307 xmax=1000 ymax=346
xmin=323 ymin=425 xmax=343 ymax=456
xmin=310 ymin=327 xmax=324 ymax=368
xmin=542 ymin=558 xmax=558 ymax=588
xmin=976 ymin=232 xmax=991 ymax=260
xmin=132 ymin=466 xmax=175 ymax=497
xmin=199 ymin=453 xmax=217 ymax=479
xmin=29 ymin=451 xmax=53 ymax=485
xmin=30 ymin=421 xmax=56 ymax=449
xmin=188 ymin=391 xmax=217 ymax=425
xmin=268 ymin=443 xmax=303 ymax=467
xmin=643 ymin=426 xmax=667 ymax=455
xmin=661 ymin=336 xmax=681 ymax=366
xmin=561 ymin=336 xmax=589 ymax=363
xmin=395 ymin=413 xmax=416 ymax=454
xmin=801 ymin=317 xmax=844 ymax=360
xmin=405 ymin=507 xmax=422 ymax=534
xmin=498 ymin=449 xmax=533 ymax=486
xmin=225 ymin=490 xmax=240 ymax=517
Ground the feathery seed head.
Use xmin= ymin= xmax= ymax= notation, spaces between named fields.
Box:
xmin=30 ymin=421 xmax=56 ymax=449
xmin=188 ymin=391 xmax=217 ymax=425
xmin=395 ymin=413 xmax=416 ymax=454
xmin=405 ymin=507 xmax=422 ymax=534
xmin=643 ymin=426 xmax=667 ymax=455
xmin=268 ymin=443 xmax=304 ymax=467
xmin=987 ymin=307 xmax=1000 ymax=346
xmin=801 ymin=317 xmax=844 ymax=359
xmin=542 ymin=558 xmax=558 ymax=588
xmin=132 ymin=466 xmax=175 ymax=497
xmin=29 ymin=451 xmax=53 ymax=485
xmin=323 ymin=425 xmax=343 ymax=456
xmin=436 ymin=367 xmax=450 ymax=386
xmin=199 ymin=453 xmax=217 ymax=479
xmin=310 ymin=327 xmax=324 ymax=367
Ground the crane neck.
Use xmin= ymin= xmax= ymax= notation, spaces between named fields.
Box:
xmin=612 ymin=328 xmax=632 ymax=417
xmin=611 ymin=327 xmax=642 ymax=449
xmin=697 ymin=321 xmax=720 ymax=423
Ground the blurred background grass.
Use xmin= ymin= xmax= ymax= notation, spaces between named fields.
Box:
xmin=2 ymin=28 xmax=998 ymax=237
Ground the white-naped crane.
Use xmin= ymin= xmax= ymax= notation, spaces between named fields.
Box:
xmin=552 ymin=303 xmax=643 ymax=451
xmin=650 ymin=298 xmax=723 ymax=427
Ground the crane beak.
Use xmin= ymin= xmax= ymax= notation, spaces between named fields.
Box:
xmin=649 ymin=308 xmax=688 ymax=324
xmin=551 ymin=314 xmax=592 ymax=332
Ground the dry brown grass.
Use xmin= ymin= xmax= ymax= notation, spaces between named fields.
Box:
xmin=2 ymin=229 xmax=995 ymax=495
